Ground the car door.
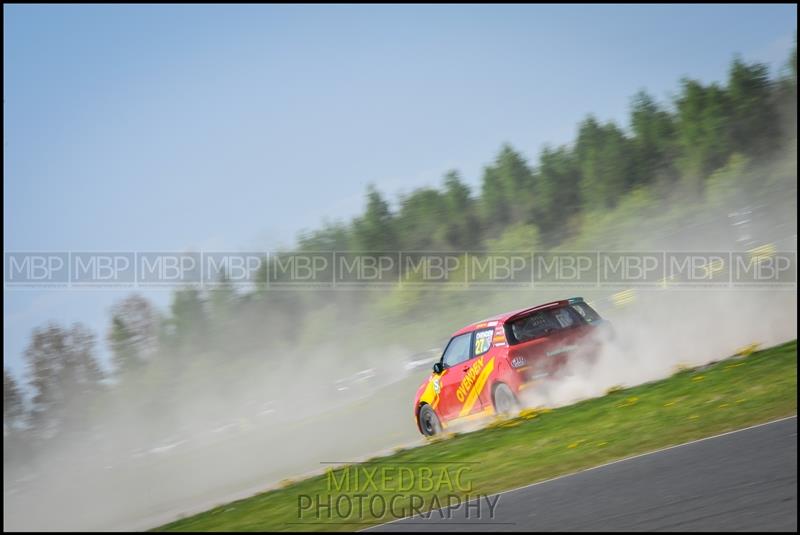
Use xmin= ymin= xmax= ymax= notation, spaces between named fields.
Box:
xmin=436 ymin=332 xmax=475 ymax=420
xmin=465 ymin=328 xmax=497 ymax=416
xmin=438 ymin=328 xmax=498 ymax=420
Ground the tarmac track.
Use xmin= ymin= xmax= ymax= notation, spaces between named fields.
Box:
xmin=369 ymin=416 xmax=798 ymax=532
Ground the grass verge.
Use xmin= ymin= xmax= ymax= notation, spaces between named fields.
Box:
xmin=157 ymin=340 xmax=797 ymax=532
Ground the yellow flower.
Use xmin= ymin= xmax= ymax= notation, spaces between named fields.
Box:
xmin=518 ymin=408 xmax=540 ymax=419
xmin=616 ymin=396 xmax=639 ymax=408
xmin=736 ymin=342 xmax=761 ymax=357
xmin=487 ymin=417 xmax=510 ymax=429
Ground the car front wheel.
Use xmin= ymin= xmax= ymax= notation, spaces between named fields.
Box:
xmin=418 ymin=404 xmax=442 ymax=436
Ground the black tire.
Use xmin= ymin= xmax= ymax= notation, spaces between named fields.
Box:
xmin=418 ymin=404 xmax=442 ymax=436
xmin=492 ymin=383 xmax=519 ymax=416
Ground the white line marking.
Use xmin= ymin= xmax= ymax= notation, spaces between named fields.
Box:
xmin=362 ymin=414 xmax=798 ymax=531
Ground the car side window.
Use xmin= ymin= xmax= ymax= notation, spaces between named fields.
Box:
xmin=474 ymin=328 xmax=493 ymax=356
xmin=441 ymin=333 xmax=472 ymax=368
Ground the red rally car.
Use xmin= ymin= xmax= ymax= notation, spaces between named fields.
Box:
xmin=413 ymin=297 xmax=610 ymax=436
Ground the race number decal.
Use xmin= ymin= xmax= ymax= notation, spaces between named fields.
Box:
xmin=474 ymin=329 xmax=493 ymax=356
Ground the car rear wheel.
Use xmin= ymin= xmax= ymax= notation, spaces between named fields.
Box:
xmin=418 ymin=404 xmax=442 ymax=436
xmin=493 ymin=383 xmax=519 ymax=416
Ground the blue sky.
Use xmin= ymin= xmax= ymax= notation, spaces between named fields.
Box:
xmin=3 ymin=4 xmax=797 ymax=379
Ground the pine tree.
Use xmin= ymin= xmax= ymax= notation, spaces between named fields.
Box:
xmin=4 ymin=369 xmax=26 ymax=431
xmin=353 ymin=185 xmax=397 ymax=251
xmin=25 ymin=323 xmax=103 ymax=435
xmin=108 ymin=294 xmax=157 ymax=376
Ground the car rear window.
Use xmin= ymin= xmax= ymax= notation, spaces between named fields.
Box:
xmin=571 ymin=302 xmax=602 ymax=323
xmin=508 ymin=306 xmax=585 ymax=344
xmin=552 ymin=307 xmax=578 ymax=328
xmin=509 ymin=310 xmax=559 ymax=343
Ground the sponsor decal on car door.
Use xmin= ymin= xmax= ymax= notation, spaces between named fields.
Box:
xmin=439 ymin=328 xmax=495 ymax=419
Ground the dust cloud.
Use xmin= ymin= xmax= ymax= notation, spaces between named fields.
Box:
xmin=518 ymin=289 xmax=797 ymax=409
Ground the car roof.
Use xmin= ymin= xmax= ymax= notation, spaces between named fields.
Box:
xmin=450 ymin=298 xmax=583 ymax=337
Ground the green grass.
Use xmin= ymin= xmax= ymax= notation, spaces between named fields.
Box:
xmin=156 ymin=340 xmax=797 ymax=532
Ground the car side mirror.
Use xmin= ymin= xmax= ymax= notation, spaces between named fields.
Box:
xmin=432 ymin=362 xmax=443 ymax=374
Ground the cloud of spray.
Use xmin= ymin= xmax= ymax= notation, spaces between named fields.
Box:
xmin=518 ymin=289 xmax=797 ymax=409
